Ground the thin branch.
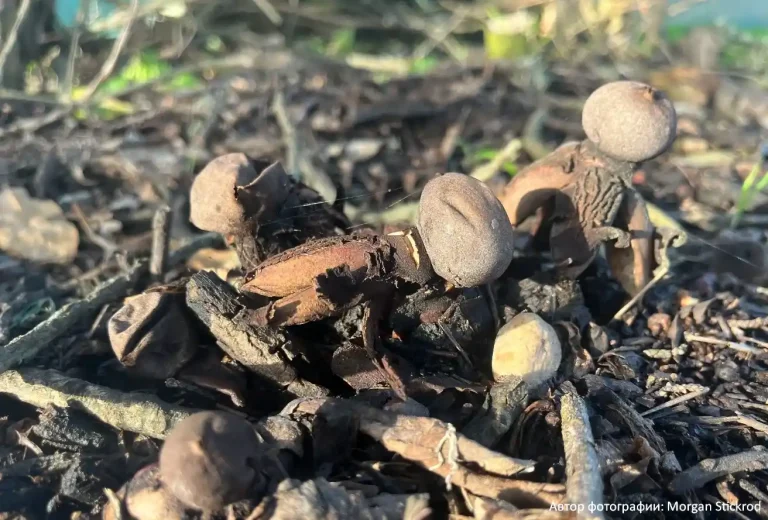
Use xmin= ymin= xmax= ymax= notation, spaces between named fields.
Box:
xmin=150 ymin=205 xmax=173 ymax=279
xmin=0 ymin=0 xmax=32 ymax=86
xmin=79 ymin=0 xmax=140 ymax=102
xmin=640 ymin=386 xmax=710 ymax=417
xmin=252 ymin=0 xmax=283 ymax=25
xmin=62 ymin=0 xmax=88 ymax=101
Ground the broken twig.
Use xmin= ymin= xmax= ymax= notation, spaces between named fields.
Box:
xmin=150 ymin=205 xmax=173 ymax=279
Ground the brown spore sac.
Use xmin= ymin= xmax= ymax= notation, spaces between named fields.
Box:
xmin=582 ymin=80 xmax=677 ymax=163
xmin=159 ymin=411 xmax=264 ymax=512
xmin=417 ymin=173 xmax=515 ymax=287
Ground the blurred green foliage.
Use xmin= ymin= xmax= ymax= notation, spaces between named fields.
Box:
xmin=732 ymin=162 xmax=768 ymax=228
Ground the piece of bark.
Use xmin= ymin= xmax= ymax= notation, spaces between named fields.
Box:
xmin=361 ymin=300 xmax=410 ymax=400
xmin=283 ymin=398 xmax=565 ymax=507
xmin=462 ymin=378 xmax=528 ymax=449
xmin=185 ymin=271 xmax=324 ymax=398
xmin=584 ymin=378 xmax=666 ymax=454
xmin=669 ymin=449 xmax=768 ymax=495
xmin=559 ymin=382 xmax=604 ymax=520
xmin=248 ymin=267 xmax=391 ymax=328
xmin=0 ymin=368 xmax=196 ymax=439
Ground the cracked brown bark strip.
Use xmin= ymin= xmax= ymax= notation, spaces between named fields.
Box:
xmin=185 ymin=271 xmax=325 ymax=398
xmin=559 ymin=383 xmax=604 ymax=519
xmin=0 ymin=368 xmax=196 ymax=439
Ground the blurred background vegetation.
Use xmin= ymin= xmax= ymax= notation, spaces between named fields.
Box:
xmin=2 ymin=0 xmax=768 ymax=105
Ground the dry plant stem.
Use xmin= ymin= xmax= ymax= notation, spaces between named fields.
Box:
xmin=0 ymin=368 xmax=196 ymax=439
xmin=150 ymin=205 xmax=173 ymax=279
xmin=0 ymin=0 xmax=32 ymax=85
xmin=470 ymin=139 xmax=522 ymax=182
xmin=587 ymin=383 xmax=667 ymax=454
xmin=0 ymin=107 xmax=69 ymax=139
xmin=559 ymin=384 xmax=604 ymax=519
xmin=640 ymin=387 xmax=710 ymax=417
xmin=0 ymin=261 xmax=145 ymax=373
xmin=612 ymin=265 xmax=668 ymax=321
xmin=669 ymin=449 xmax=768 ymax=495
xmin=287 ymin=398 xmax=565 ymax=507
xmin=79 ymin=0 xmax=140 ymax=102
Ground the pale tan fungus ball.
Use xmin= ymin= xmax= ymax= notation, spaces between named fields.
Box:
xmin=491 ymin=312 xmax=562 ymax=387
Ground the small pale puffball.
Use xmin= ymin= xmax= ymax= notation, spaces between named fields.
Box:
xmin=492 ymin=312 xmax=561 ymax=387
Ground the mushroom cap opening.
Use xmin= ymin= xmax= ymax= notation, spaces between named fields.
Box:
xmin=159 ymin=411 xmax=262 ymax=512
xmin=417 ymin=173 xmax=515 ymax=287
xmin=582 ymin=81 xmax=677 ymax=163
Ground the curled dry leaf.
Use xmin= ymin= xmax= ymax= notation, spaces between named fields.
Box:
xmin=0 ymin=187 xmax=79 ymax=265
xmin=107 ymin=287 xmax=197 ymax=380
xmin=331 ymin=343 xmax=388 ymax=391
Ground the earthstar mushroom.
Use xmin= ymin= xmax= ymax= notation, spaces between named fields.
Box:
xmin=498 ymin=80 xmax=684 ymax=296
